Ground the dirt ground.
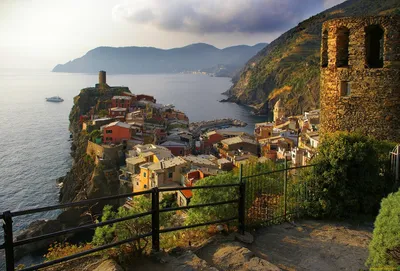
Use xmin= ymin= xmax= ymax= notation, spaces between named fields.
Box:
xmin=248 ymin=220 xmax=373 ymax=271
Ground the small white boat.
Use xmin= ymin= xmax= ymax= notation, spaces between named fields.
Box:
xmin=46 ymin=96 xmax=64 ymax=102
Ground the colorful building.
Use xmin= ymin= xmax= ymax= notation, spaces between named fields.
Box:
xmin=111 ymin=96 xmax=132 ymax=109
xmin=102 ymin=121 xmax=131 ymax=144
xmin=160 ymin=141 xmax=190 ymax=156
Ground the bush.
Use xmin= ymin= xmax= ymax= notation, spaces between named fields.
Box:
xmin=186 ymin=173 xmax=238 ymax=226
xmin=305 ymin=132 xmax=397 ymax=218
xmin=366 ymin=189 xmax=400 ymax=269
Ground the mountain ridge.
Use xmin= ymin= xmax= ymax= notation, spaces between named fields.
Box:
xmin=52 ymin=43 xmax=267 ymax=76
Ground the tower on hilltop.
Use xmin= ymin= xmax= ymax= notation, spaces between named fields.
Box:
xmin=320 ymin=16 xmax=400 ymax=142
xmin=96 ymin=70 xmax=109 ymax=90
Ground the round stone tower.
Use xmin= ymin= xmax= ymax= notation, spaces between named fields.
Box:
xmin=320 ymin=16 xmax=400 ymax=142
xmin=99 ymin=70 xmax=106 ymax=85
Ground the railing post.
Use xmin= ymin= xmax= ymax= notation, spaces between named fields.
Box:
xmin=238 ymin=164 xmax=246 ymax=235
xmin=284 ymin=159 xmax=288 ymax=221
xmin=3 ymin=211 xmax=15 ymax=271
xmin=151 ymin=187 xmax=160 ymax=252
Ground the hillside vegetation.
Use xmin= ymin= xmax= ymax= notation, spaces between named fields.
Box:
xmin=227 ymin=0 xmax=400 ymax=115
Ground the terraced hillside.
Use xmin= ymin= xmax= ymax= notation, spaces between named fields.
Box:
xmin=226 ymin=0 xmax=400 ymax=115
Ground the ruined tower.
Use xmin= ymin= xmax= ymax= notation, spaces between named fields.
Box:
xmin=320 ymin=16 xmax=400 ymax=142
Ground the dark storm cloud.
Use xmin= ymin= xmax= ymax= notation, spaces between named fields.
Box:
xmin=113 ymin=0 xmax=346 ymax=33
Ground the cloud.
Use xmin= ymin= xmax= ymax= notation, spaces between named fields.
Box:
xmin=112 ymin=0 xmax=334 ymax=34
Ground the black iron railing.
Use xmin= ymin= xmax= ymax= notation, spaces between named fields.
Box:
xmin=1 ymin=163 xmax=314 ymax=271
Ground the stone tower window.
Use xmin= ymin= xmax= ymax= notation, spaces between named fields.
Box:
xmin=340 ymin=81 xmax=351 ymax=96
xmin=321 ymin=30 xmax=328 ymax=67
xmin=336 ymin=27 xmax=349 ymax=67
xmin=365 ymin=25 xmax=384 ymax=68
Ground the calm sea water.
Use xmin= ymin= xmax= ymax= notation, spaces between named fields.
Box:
xmin=0 ymin=69 xmax=269 ymax=268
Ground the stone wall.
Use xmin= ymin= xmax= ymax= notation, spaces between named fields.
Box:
xmin=320 ymin=16 xmax=400 ymax=142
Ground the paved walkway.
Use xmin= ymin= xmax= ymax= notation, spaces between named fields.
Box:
xmin=248 ymin=220 xmax=372 ymax=271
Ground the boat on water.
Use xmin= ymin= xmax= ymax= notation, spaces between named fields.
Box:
xmin=46 ymin=96 xmax=64 ymax=102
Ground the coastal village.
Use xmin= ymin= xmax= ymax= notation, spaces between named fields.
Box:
xmin=82 ymin=71 xmax=321 ymax=207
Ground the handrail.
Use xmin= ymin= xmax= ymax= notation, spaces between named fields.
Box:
xmin=11 ymin=190 xmax=152 ymax=217
xmin=241 ymin=164 xmax=315 ymax=179
xmin=1 ymin=164 xmax=314 ymax=271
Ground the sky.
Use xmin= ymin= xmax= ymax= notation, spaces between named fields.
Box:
xmin=0 ymin=0 xmax=346 ymax=70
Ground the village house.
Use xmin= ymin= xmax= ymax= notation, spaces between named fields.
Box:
xmin=218 ymin=135 xmax=259 ymax=158
xmin=177 ymin=167 xmax=222 ymax=207
xmin=217 ymin=158 xmax=234 ymax=171
xmin=102 ymin=121 xmax=132 ymax=144
xmin=136 ymin=94 xmax=156 ymax=103
xmin=135 ymin=157 xmax=188 ymax=192
xmin=82 ymin=117 xmax=115 ymax=133
xmin=109 ymin=107 xmax=127 ymax=121
xmin=111 ymin=96 xmax=132 ymax=109
xmin=160 ymin=141 xmax=190 ymax=156
xmin=182 ymin=155 xmax=219 ymax=169
xmin=254 ymin=122 xmax=274 ymax=140
xmin=200 ymin=131 xmax=225 ymax=153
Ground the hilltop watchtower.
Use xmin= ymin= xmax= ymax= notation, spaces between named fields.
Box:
xmin=320 ymin=16 xmax=400 ymax=141
xmin=99 ymin=70 xmax=107 ymax=84
xmin=96 ymin=70 xmax=109 ymax=90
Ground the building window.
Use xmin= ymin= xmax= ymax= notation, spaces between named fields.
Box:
xmin=144 ymin=185 xmax=147 ymax=189
xmin=321 ymin=30 xmax=328 ymax=67
xmin=168 ymin=172 xmax=173 ymax=178
xmin=106 ymin=130 xmax=112 ymax=134
xmin=336 ymin=27 xmax=349 ymax=67
xmin=179 ymin=150 xmax=183 ymax=155
xmin=136 ymin=182 xmax=139 ymax=186
xmin=365 ymin=25 xmax=384 ymax=68
xmin=143 ymin=172 xmax=146 ymax=177
xmin=340 ymin=81 xmax=351 ymax=96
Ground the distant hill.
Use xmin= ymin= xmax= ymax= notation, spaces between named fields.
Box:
xmin=226 ymin=0 xmax=400 ymax=115
xmin=52 ymin=43 xmax=267 ymax=77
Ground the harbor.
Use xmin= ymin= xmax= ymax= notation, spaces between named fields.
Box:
xmin=189 ymin=118 xmax=247 ymax=136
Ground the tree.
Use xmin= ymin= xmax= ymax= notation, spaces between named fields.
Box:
xmin=305 ymin=132 xmax=397 ymax=218
xmin=366 ymin=189 xmax=400 ymax=268
xmin=92 ymin=196 xmax=152 ymax=256
xmin=92 ymin=195 xmax=174 ymax=256
xmin=186 ymin=173 xmax=238 ymax=226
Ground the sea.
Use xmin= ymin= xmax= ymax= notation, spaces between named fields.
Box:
xmin=0 ymin=69 xmax=270 ymax=269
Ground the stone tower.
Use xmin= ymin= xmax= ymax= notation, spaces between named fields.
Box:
xmin=320 ymin=16 xmax=400 ymax=142
xmin=99 ymin=70 xmax=106 ymax=84
xmin=273 ymin=99 xmax=285 ymax=122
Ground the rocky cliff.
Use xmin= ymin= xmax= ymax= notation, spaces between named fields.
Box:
xmin=15 ymin=87 xmax=131 ymax=260
xmin=226 ymin=0 xmax=400 ymax=115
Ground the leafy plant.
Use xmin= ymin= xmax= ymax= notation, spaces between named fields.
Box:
xmin=366 ymin=189 xmax=400 ymax=269
xmin=305 ymin=132 xmax=397 ymax=218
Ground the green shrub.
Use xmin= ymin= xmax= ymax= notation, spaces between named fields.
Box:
xmin=186 ymin=173 xmax=238 ymax=226
xmin=305 ymin=132 xmax=397 ymax=218
xmin=366 ymin=189 xmax=400 ymax=269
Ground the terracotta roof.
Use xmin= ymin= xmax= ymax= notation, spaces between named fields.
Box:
xmin=180 ymin=189 xmax=193 ymax=199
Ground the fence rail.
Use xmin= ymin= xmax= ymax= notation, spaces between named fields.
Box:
xmin=1 ymin=163 xmax=314 ymax=271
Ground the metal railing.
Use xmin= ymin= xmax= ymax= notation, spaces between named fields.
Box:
xmin=1 ymin=183 xmax=242 ymax=271
xmin=1 ymin=163 xmax=314 ymax=271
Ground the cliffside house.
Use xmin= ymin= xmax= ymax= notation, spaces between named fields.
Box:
xmin=111 ymin=96 xmax=132 ymax=109
xmin=109 ymin=107 xmax=127 ymax=121
xmin=136 ymin=94 xmax=156 ymax=103
xmin=102 ymin=121 xmax=132 ymax=144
